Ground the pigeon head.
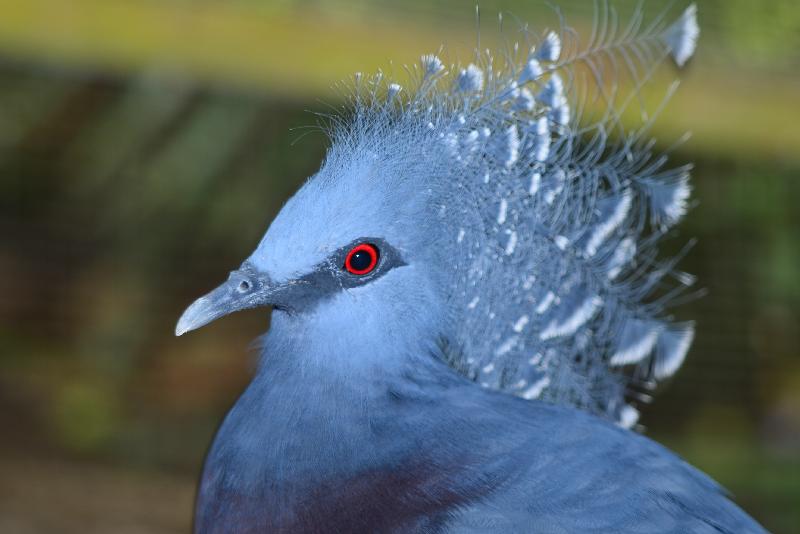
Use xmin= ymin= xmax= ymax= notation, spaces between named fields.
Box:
xmin=175 ymin=118 xmax=454 ymax=364
xmin=176 ymin=3 xmax=700 ymax=425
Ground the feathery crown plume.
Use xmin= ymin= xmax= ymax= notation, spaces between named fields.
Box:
xmin=323 ymin=3 xmax=700 ymax=427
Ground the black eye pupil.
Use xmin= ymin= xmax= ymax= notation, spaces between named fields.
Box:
xmin=345 ymin=243 xmax=379 ymax=275
xmin=350 ymin=250 xmax=372 ymax=271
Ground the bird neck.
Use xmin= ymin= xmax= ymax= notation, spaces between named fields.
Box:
xmin=207 ymin=307 xmax=463 ymax=477
xmin=260 ymin=303 xmax=448 ymax=383
xmin=197 ymin=309 xmax=553 ymax=528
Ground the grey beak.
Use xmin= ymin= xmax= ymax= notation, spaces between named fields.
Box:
xmin=175 ymin=265 xmax=278 ymax=336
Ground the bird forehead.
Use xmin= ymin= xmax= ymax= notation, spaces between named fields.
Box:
xmin=247 ymin=161 xmax=419 ymax=279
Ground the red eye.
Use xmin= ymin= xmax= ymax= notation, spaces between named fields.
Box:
xmin=344 ymin=243 xmax=379 ymax=275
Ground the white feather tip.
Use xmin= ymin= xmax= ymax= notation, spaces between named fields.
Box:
xmin=665 ymin=4 xmax=699 ymax=67
xmin=535 ymin=31 xmax=562 ymax=62
xmin=457 ymin=64 xmax=484 ymax=92
xmin=420 ymin=54 xmax=445 ymax=78
xmin=654 ymin=323 xmax=695 ymax=379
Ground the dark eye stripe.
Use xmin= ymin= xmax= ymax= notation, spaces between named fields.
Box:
xmin=344 ymin=243 xmax=379 ymax=275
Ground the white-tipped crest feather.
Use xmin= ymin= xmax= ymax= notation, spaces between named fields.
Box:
xmin=654 ymin=324 xmax=695 ymax=379
xmin=664 ymin=4 xmax=699 ymax=67
xmin=536 ymin=31 xmax=562 ymax=62
xmin=457 ymin=64 xmax=484 ymax=92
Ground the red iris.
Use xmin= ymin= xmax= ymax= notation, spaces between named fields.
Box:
xmin=344 ymin=243 xmax=379 ymax=275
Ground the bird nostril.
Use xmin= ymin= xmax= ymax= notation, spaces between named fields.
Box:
xmin=237 ymin=280 xmax=251 ymax=293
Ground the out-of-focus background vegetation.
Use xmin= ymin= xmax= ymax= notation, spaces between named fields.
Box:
xmin=0 ymin=0 xmax=798 ymax=532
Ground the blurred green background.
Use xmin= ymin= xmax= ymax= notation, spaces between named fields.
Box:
xmin=0 ymin=0 xmax=798 ymax=532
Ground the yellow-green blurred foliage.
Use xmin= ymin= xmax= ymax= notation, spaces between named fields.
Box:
xmin=0 ymin=1 xmax=798 ymax=532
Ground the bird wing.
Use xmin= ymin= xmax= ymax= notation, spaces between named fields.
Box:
xmin=441 ymin=394 xmax=766 ymax=533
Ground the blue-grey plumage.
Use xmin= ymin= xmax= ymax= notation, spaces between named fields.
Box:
xmin=177 ymin=3 xmax=767 ymax=532
xmin=193 ymin=315 xmax=763 ymax=533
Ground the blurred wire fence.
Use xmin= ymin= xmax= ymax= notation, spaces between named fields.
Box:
xmin=0 ymin=1 xmax=798 ymax=532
